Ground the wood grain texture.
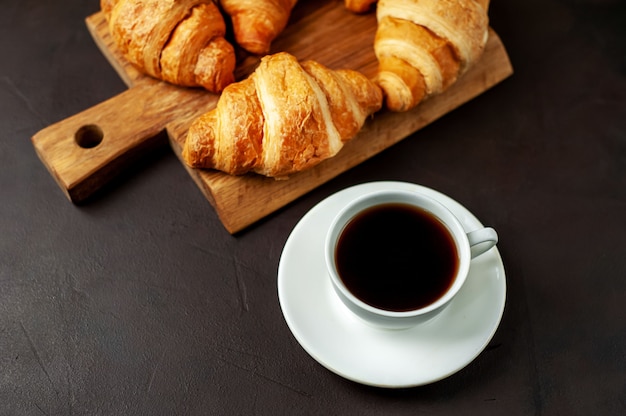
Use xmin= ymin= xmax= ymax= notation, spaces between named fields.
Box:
xmin=31 ymin=78 xmax=218 ymax=202
xmin=31 ymin=0 xmax=512 ymax=232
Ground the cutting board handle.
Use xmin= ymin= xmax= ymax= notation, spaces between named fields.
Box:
xmin=31 ymin=81 xmax=217 ymax=202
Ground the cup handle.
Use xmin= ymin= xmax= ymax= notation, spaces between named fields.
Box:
xmin=467 ymin=227 xmax=498 ymax=258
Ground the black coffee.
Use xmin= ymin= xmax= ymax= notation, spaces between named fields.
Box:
xmin=335 ymin=203 xmax=459 ymax=312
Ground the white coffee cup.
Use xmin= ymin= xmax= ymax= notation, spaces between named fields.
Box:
xmin=325 ymin=189 xmax=498 ymax=329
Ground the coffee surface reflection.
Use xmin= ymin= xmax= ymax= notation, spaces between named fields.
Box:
xmin=335 ymin=203 xmax=459 ymax=312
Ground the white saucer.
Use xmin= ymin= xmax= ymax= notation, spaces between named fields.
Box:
xmin=277 ymin=181 xmax=506 ymax=388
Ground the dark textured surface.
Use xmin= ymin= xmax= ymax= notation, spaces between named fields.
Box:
xmin=1 ymin=0 xmax=625 ymax=414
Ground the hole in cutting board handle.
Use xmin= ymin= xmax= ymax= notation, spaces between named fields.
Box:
xmin=75 ymin=124 xmax=104 ymax=149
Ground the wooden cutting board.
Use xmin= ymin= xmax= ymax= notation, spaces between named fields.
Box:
xmin=31 ymin=0 xmax=513 ymax=234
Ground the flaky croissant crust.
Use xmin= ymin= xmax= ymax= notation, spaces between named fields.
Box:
xmin=374 ymin=0 xmax=490 ymax=111
xmin=221 ymin=0 xmax=299 ymax=55
xmin=102 ymin=0 xmax=235 ymax=92
xmin=182 ymin=52 xmax=383 ymax=178
xmin=345 ymin=0 xmax=378 ymax=13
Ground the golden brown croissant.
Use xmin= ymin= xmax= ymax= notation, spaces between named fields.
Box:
xmin=345 ymin=0 xmax=378 ymax=13
xmin=101 ymin=0 xmax=236 ymax=93
xmin=374 ymin=0 xmax=490 ymax=111
xmin=182 ymin=52 xmax=383 ymax=177
xmin=220 ymin=0 xmax=298 ymax=55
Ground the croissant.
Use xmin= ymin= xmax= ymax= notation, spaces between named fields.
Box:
xmin=374 ymin=0 xmax=490 ymax=111
xmin=102 ymin=0 xmax=236 ymax=93
xmin=345 ymin=0 xmax=378 ymax=13
xmin=220 ymin=0 xmax=298 ymax=55
xmin=182 ymin=52 xmax=383 ymax=177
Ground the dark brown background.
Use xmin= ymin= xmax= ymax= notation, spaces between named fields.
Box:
xmin=1 ymin=0 xmax=625 ymax=414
